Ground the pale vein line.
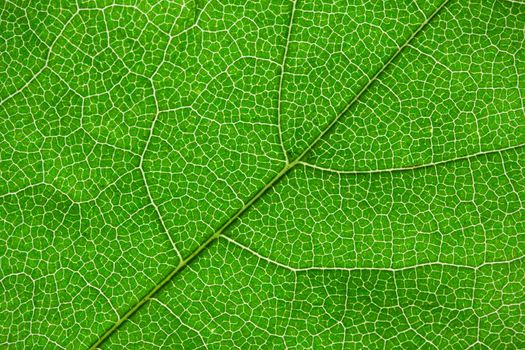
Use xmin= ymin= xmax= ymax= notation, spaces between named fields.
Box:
xmin=221 ymin=235 xmax=525 ymax=273
xmin=0 ymin=167 xmax=137 ymax=204
xmin=0 ymin=9 xmax=80 ymax=106
xmin=290 ymin=0 xmax=451 ymax=165
xmin=0 ymin=336 xmax=67 ymax=350
xmin=80 ymin=4 xmax=170 ymax=37
xmin=392 ymin=272 xmax=440 ymax=350
xmin=150 ymin=298 xmax=208 ymax=349
xmin=276 ymin=0 xmax=298 ymax=163
xmin=139 ymin=79 xmax=182 ymax=262
xmin=63 ymin=267 xmax=119 ymax=320
xmin=298 ymin=142 xmax=525 ymax=175
xmin=130 ymin=15 xmax=188 ymax=263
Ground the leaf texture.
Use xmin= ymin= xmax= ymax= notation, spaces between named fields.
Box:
xmin=1 ymin=0 xmax=524 ymax=349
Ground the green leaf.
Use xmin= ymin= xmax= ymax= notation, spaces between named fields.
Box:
xmin=1 ymin=0 xmax=524 ymax=349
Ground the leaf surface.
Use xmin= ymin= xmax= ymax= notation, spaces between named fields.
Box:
xmin=1 ymin=0 xmax=524 ymax=349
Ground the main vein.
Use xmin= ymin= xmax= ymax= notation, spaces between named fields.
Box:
xmin=89 ymin=0 xmax=449 ymax=348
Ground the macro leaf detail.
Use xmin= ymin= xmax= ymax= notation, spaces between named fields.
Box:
xmin=1 ymin=0 xmax=524 ymax=349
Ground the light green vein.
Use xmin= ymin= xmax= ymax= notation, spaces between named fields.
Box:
xmin=298 ymin=142 xmax=525 ymax=175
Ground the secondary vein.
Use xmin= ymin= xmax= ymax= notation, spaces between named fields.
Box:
xmin=276 ymin=0 xmax=298 ymax=163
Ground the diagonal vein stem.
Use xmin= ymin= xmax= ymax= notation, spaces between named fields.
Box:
xmin=291 ymin=0 xmax=451 ymax=164
xmin=89 ymin=163 xmax=293 ymax=349
xmin=89 ymin=0 xmax=451 ymax=348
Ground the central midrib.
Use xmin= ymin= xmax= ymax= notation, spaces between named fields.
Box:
xmin=89 ymin=1 xmax=450 ymax=348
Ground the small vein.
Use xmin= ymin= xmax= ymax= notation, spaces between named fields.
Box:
xmin=150 ymin=298 xmax=208 ymax=349
xmin=0 ymin=9 xmax=80 ymax=106
xmin=139 ymin=78 xmax=183 ymax=262
xmin=221 ymin=235 xmax=525 ymax=273
xmin=291 ymin=0 xmax=451 ymax=164
xmin=298 ymin=142 xmax=525 ymax=175
xmin=392 ymin=273 xmax=440 ymax=350
xmin=276 ymin=0 xmax=298 ymax=164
